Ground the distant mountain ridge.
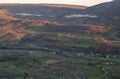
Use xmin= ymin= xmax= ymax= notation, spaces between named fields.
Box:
xmin=39 ymin=4 xmax=87 ymax=9
xmin=0 ymin=3 xmax=87 ymax=10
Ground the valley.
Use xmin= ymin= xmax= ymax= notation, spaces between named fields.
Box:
xmin=0 ymin=0 xmax=120 ymax=79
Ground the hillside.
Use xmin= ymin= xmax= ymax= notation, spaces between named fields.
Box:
xmin=0 ymin=4 xmax=85 ymax=20
xmin=0 ymin=9 xmax=119 ymax=53
xmin=0 ymin=2 xmax=120 ymax=79
xmin=85 ymin=0 xmax=120 ymax=17
xmin=0 ymin=9 xmax=16 ymax=20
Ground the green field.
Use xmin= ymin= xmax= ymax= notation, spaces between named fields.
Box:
xmin=0 ymin=49 xmax=120 ymax=79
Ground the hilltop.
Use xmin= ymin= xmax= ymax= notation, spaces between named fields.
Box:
xmin=39 ymin=4 xmax=87 ymax=9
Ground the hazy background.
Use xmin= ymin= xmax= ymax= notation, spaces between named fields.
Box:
xmin=0 ymin=0 xmax=112 ymax=6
